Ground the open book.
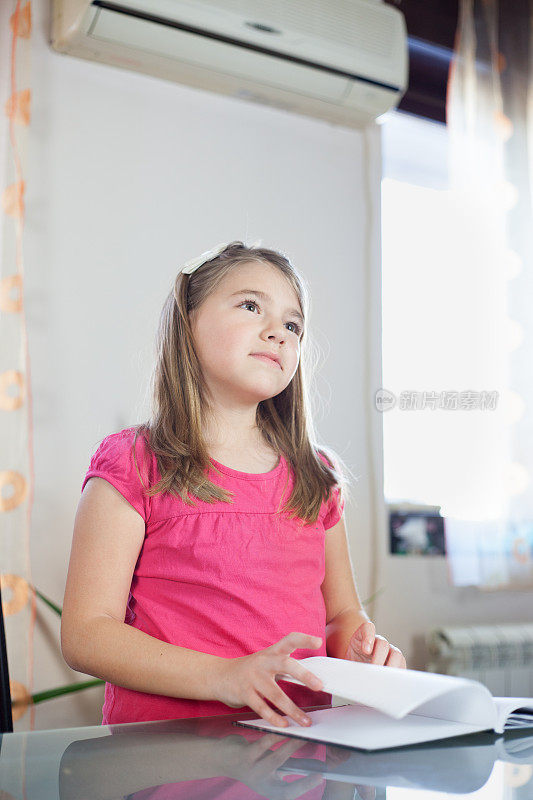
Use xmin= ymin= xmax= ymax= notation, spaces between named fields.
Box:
xmin=234 ymin=656 xmax=533 ymax=750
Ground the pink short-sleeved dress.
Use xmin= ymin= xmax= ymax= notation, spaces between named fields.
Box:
xmin=81 ymin=427 xmax=345 ymax=725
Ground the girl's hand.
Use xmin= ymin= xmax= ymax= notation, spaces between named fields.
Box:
xmin=213 ymin=632 xmax=324 ymax=728
xmin=344 ymin=621 xmax=406 ymax=668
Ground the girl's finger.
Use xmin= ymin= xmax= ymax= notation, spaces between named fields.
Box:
xmin=249 ymin=690 xmax=289 ymax=728
xmin=356 ymin=620 xmax=375 ymax=637
xmin=385 ymin=647 xmax=407 ymax=668
xmin=268 ymin=681 xmax=313 ymax=727
xmin=354 ymin=621 xmax=375 ymax=653
xmin=369 ymin=636 xmax=391 ymax=666
xmin=274 ymin=656 xmax=324 ymax=691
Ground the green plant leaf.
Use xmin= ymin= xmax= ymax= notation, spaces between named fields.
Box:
xmin=13 ymin=587 xmax=103 ymax=704
xmin=362 ymin=587 xmax=385 ymax=607
xmin=28 ymin=583 xmax=63 ymax=617
xmin=15 ymin=680 xmax=105 ymax=706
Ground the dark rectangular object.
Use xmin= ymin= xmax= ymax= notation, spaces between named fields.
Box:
xmin=0 ymin=584 xmax=13 ymax=732
xmin=389 ymin=510 xmax=446 ymax=555
xmin=384 ymin=0 xmax=460 ymax=124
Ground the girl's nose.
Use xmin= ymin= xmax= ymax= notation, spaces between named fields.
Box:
xmin=267 ymin=331 xmax=285 ymax=344
xmin=264 ymin=320 xmax=286 ymax=341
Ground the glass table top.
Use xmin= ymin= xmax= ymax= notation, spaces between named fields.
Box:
xmin=1 ymin=704 xmax=533 ymax=800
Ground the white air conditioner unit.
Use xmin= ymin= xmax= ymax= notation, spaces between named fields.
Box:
xmin=51 ymin=0 xmax=408 ymax=128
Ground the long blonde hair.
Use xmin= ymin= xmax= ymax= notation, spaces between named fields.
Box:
xmin=132 ymin=241 xmax=355 ymax=524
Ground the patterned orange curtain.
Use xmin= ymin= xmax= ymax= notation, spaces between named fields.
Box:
xmin=0 ymin=0 xmax=35 ymax=729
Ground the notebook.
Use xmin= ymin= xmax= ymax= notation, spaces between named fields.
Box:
xmin=234 ymin=656 xmax=533 ymax=750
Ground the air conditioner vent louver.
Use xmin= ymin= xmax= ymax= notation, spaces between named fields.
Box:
xmin=52 ymin=0 xmax=408 ymax=128
xmin=207 ymin=0 xmax=396 ymax=58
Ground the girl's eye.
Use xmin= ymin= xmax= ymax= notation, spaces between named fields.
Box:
xmin=241 ymin=300 xmax=259 ymax=314
xmin=239 ymin=299 xmax=302 ymax=337
xmin=286 ymin=321 xmax=302 ymax=336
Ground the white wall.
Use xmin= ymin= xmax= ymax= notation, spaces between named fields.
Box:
xmin=20 ymin=1 xmax=382 ymax=731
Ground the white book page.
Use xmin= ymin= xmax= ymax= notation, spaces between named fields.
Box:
xmin=236 ymin=704 xmax=490 ymax=751
xmin=278 ymin=657 xmax=495 ymax=727
xmin=493 ymin=698 xmax=533 ymax=733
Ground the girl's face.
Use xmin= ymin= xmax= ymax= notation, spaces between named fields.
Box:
xmin=190 ymin=261 xmax=304 ymax=409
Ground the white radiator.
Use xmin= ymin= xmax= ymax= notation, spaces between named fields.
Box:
xmin=426 ymin=623 xmax=533 ymax=697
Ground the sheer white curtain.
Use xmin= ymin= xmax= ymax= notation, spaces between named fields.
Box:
xmin=445 ymin=0 xmax=533 ymax=589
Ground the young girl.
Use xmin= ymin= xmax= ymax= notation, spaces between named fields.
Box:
xmin=61 ymin=241 xmax=406 ymax=729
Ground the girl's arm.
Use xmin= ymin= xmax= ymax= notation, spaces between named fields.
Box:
xmin=322 ymin=515 xmax=406 ymax=667
xmin=322 ymin=513 xmax=369 ymax=659
xmin=61 ymin=478 xmax=225 ymax=700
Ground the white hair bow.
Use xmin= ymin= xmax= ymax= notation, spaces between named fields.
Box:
xmin=180 ymin=240 xmax=263 ymax=275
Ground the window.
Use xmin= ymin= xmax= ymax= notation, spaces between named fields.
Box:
xmin=380 ymin=110 xmax=507 ymax=523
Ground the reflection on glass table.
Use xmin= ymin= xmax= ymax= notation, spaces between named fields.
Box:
xmin=1 ymin=707 xmax=533 ymax=800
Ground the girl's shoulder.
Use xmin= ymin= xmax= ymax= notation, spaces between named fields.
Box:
xmin=90 ymin=425 xmax=151 ymax=464
xmin=83 ymin=426 xmax=155 ymax=521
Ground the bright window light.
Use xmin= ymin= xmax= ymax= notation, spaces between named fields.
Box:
xmin=380 ymin=111 xmax=508 ymax=522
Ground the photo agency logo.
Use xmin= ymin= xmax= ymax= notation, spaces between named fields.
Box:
xmin=374 ymin=389 xmax=499 ymax=412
